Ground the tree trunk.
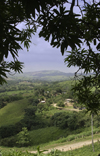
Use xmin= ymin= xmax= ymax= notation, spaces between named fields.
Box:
xmin=91 ymin=113 xmax=94 ymax=152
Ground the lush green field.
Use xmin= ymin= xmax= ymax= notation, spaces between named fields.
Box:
xmin=0 ymin=90 xmax=34 ymax=96
xmin=29 ymin=126 xmax=68 ymax=145
xmin=0 ymin=98 xmax=29 ymax=126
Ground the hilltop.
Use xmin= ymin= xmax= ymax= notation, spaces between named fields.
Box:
xmin=7 ymin=70 xmax=74 ymax=81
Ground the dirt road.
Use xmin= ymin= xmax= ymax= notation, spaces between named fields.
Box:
xmin=30 ymin=139 xmax=99 ymax=154
xmin=52 ymin=103 xmax=80 ymax=112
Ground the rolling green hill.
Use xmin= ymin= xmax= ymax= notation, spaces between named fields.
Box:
xmin=7 ymin=70 xmax=74 ymax=81
xmin=0 ymin=98 xmax=29 ymax=127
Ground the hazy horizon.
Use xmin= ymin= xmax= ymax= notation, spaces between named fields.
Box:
xmin=18 ymin=69 xmax=76 ymax=74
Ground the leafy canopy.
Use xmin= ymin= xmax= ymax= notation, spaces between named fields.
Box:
xmin=0 ymin=0 xmax=92 ymax=83
xmin=1 ymin=0 xmax=100 ymax=112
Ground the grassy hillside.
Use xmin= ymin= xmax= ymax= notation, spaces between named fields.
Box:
xmin=0 ymin=98 xmax=29 ymax=126
xmin=29 ymin=126 xmax=68 ymax=145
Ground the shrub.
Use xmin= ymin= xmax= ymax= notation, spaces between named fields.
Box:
xmin=0 ymin=136 xmax=17 ymax=147
xmin=67 ymin=135 xmax=76 ymax=141
xmin=28 ymin=97 xmax=39 ymax=106
xmin=51 ymin=112 xmax=69 ymax=129
xmin=0 ymin=125 xmax=17 ymax=139
xmin=57 ymin=101 xmax=65 ymax=107
xmin=16 ymin=127 xmax=31 ymax=147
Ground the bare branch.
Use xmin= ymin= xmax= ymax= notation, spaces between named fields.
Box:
xmin=77 ymin=0 xmax=79 ymax=6
xmin=82 ymin=0 xmax=89 ymax=6
xmin=70 ymin=0 xmax=75 ymax=13
xmin=77 ymin=2 xmax=84 ymax=17
xmin=75 ymin=67 xmax=81 ymax=77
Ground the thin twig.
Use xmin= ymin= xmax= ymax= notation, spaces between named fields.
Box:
xmin=82 ymin=0 xmax=89 ymax=6
xmin=77 ymin=3 xmax=84 ymax=17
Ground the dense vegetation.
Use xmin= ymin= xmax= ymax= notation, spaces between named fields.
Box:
xmin=0 ymin=74 xmax=100 ymax=151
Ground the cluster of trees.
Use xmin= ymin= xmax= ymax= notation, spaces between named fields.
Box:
xmin=57 ymin=101 xmax=65 ymax=107
xmin=0 ymin=94 xmax=23 ymax=109
xmin=0 ymin=80 xmax=33 ymax=93
xmin=51 ymin=111 xmax=100 ymax=131
xmin=51 ymin=111 xmax=84 ymax=130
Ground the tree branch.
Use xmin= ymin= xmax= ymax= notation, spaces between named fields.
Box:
xmin=70 ymin=0 xmax=75 ymax=13
xmin=82 ymin=0 xmax=89 ymax=6
xmin=77 ymin=2 xmax=83 ymax=17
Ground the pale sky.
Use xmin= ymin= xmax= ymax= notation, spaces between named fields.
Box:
xmin=7 ymin=1 xmax=86 ymax=74
xmin=17 ymin=32 xmax=78 ymax=73
xmin=7 ymin=24 xmax=78 ymax=73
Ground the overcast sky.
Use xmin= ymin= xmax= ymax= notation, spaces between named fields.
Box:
xmin=7 ymin=2 xmax=85 ymax=74
xmin=17 ymin=32 xmax=78 ymax=73
xmin=7 ymin=25 xmax=78 ymax=73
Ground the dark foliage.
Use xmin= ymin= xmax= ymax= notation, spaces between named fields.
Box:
xmin=0 ymin=95 xmax=23 ymax=109
xmin=28 ymin=97 xmax=39 ymax=106
xmin=51 ymin=111 xmax=89 ymax=131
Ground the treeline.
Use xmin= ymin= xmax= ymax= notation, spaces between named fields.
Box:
xmin=0 ymin=95 xmax=23 ymax=109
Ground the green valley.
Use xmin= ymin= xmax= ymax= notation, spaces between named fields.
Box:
xmin=0 ymin=71 xmax=100 ymax=155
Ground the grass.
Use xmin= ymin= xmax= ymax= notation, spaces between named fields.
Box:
xmin=14 ymin=125 xmax=98 ymax=150
xmin=1 ymin=133 xmax=100 ymax=156
xmin=0 ymin=90 xmax=33 ymax=96
xmin=29 ymin=126 xmax=68 ymax=146
xmin=62 ymin=142 xmax=100 ymax=156
xmin=26 ymin=126 xmax=100 ymax=150
xmin=0 ymin=98 xmax=29 ymax=126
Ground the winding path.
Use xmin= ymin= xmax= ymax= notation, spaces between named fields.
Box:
xmin=30 ymin=139 xmax=99 ymax=154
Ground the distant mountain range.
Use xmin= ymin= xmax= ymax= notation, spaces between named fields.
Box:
xmin=8 ymin=70 xmax=75 ymax=81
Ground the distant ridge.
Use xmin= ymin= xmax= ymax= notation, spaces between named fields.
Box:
xmin=7 ymin=70 xmax=74 ymax=81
